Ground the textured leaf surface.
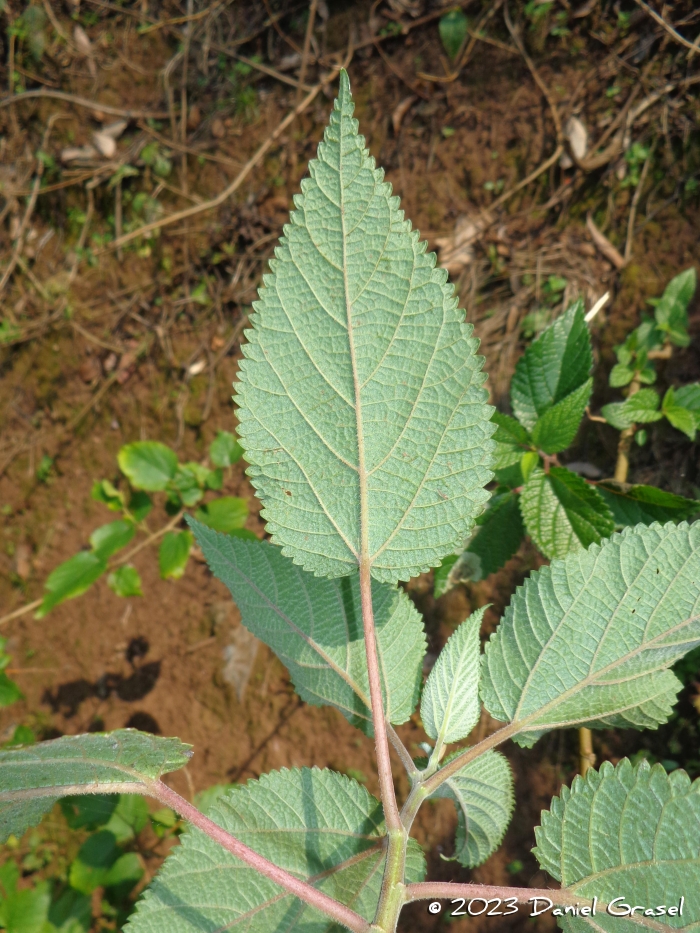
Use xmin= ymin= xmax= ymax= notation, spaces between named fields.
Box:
xmin=597 ymin=481 xmax=699 ymax=528
xmin=0 ymin=731 xmax=191 ymax=842
xmin=421 ymin=607 xmax=485 ymax=747
xmin=510 ymin=302 xmax=592 ymax=431
xmin=481 ymin=522 xmax=700 ymax=746
xmin=520 ymin=467 xmax=614 ymax=560
xmin=467 ymin=491 xmax=524 ymax=576
xmin=235 ymin=70 xmax=493 ymax=582
xmin=126 ymin=768 xmax=426 ymax=933
xmin=190 ymin=521 xmax=425 ymax=734
xmin=623 ymin=388 xmax=662 ymax=423
xmin=431 ymin=751 xmax=513 ymax=868
xmin=530 ymin=378 xmax=591 ymax=454
xmin=534 ymin=759 xmax=700 ymax=931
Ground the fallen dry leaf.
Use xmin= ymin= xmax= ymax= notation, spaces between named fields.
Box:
xmin=61 ymin=145 xmax=99 ymax=163
xmin=222 ymin=625 xmax=259 ymax=702
xmin=93 ymin=131 xmax=116 ymax=158
xmin=392 ymin=95 xmax=417 ymax=134
xmin=14 ymin=544 xmax=32 ymax=581
xmin=435 ymin=215 xmax=481 ymax=275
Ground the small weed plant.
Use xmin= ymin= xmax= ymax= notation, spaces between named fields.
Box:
xmin=3 ymin=73 xmax=700 ymax=932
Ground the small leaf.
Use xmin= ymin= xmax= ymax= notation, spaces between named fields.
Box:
xmin=171 ymin=466 xmax=204 ymax=506
xmin=674 ymin=382 xmax=700 ymax=424
xmin=128 ymin=490 xmax=153 ymax=521
xmin=623 ymin=387 xmax=662 ymax=423
xmin=118 ymin=441 xmax=178 ymax=491
xmin=189 ymin=521 xmax=426 ymax=735
xmin=91 ymin=479 xmax=124 ymax=511
xmin=653 ymin=267 xmax=696 ymax=347
xmin=609 ymin=362 xmax=634 ymax=387
xmin=69 ymin=830 xmax=119 ymax=894
xmin=601 ymin=401 xmax=634 ymax=430
xmin=439 ymin=8 xmax=468 ymax=59
xmin=194 ymin=496 xmax=248 ymax=534
xmin=535 ymin=758 xmax=700 ymax=928
xmin=158 ymin=531 xmax=192 ymax=580
xmin=597 ymin=481 xmax=699 ymax=527
xmin=431 ymin=751 xmax=514 ymax=868
xmin=0 ymin=674 xmax=22 ymax=708
xmin=421 ymin=607 xmax=485 ymax=748
xmin=107 ymin=565 xmax=143 ymax=597
xmin=433 ymin=553 xmax=459 ymax=598
xmin=664 ymin=402 xmax=697 ymax=440
xmin=520 ymin=467 xmax=614 ymax=560
xmin=530 ymin=378 xmax=592 ymax=454
xmin=89 ymin=519 xmax=135 ymax=560
xmin=126 ymin=768 xmax=426 ymax=933
xmin=35 ymin=552 xmax=107 ymax=619
xmin=491 ymin=411 xmax=531 ymax=468
xmin=466 ymin=491 xmax=524 ymax=577
xmin=511 ymin=301 xmax=592 ymax=431
xmin=0 ymin=730 xmax=192 ymax=842
xmin=209 ymin=430 xmax=244 ymax=467
xmin=481 ymin=522 xmax=700 ymax=746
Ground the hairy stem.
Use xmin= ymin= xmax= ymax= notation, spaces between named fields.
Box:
xmin=152 ymin=780 xmax=371 ymax=933
xmin=358 ymin=559 xmax=401 ymax=833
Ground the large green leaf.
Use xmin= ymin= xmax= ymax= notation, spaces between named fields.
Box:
xmin=235 ymin=70 xmax=494 ymax=583
xmin=491 ymin=412 xmax=532 ymax=469
xmin=520 ymin=467 xmax=614 ymax=560
xmin=510 ymin=301 xmax=592 ymax=431
xmin=118 ymin=442 xmax=178 ymax=492
xmin=421 ymin=607 xmax=485 ymax=748
xmin=534 ymin=758 xmax=700 ymax=931
xmin=0 ymin=731 xmax=191 ymax=842
xmin=430 ymin=751 xmax=514 ymax=868
xmin=189 ymin=521 xmax=425 ymax=734
xmin=597 ymin=481 xmax=699 ymax=528
xmin=126 ymin=768 xmax=426 ymax=933
xmin=530 ymin=378 xmax=592 ymax=454
xmin=481 ymin=522 xmax=700 ymax=747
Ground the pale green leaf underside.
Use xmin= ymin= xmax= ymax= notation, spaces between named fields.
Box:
xmin=236 ymin=70 xmax=494 ymax=582
xmin=421 ymin=607 xmax=485 ymax=746
xmin=0 ymin=731 xmax=192 ymax=842
xmin=190 ymin=521 xmax=425 ymax=734
xmin=431 ymin=751 xmax=514 ymax=868
xmin=535 ymin=759 xmax=700 ymax=931
xmin=126 ymin=767 xmax=426 ymax=933
xmin=481 ymin=522 xmax=700 ymax=746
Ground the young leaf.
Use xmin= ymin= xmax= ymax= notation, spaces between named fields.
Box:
xmin=209 ymin=430 xmax=244 ymax=468
xmin=235 ymin=70 xmax=494 ymax=583
xmin=430 ymin=750 xmax=514 ymax=868
xmin=674 ymin=382 xmax=700 ymax=425
xmin=158 ymin=530 xmax=192 ymax=580
xmin=107 ymin=565 xmax=143 ymax=597
xmin=519 ymin=467 xmax=614 ymax=560
xmin=653 ymin=266 xmax=695 ymax=347
xmin=609 ymin=362 xmax=635 ymax=388
xmin=0 ymin=674 xmax=22 ymax=708
xmin=171 ymin=465 xmax=204 ymax=506
xmin=491 ymin=411 xmax=532 ymax=469
xmin=534 ymin=758 xmax=700 ymax=926
xmin=433 ymin=553 xmax=459 ymax=598
xmin=0 ymin=730 xmax=191 ymax=842
xmin=481 ymin=522 xmax=700 ymax=747
xmin=92 ymin=479 xmax=124 ymax=511
xmin=194 ymin=496 xmax=248 ymax=534
xmin=597 ymin=481 xmax=700 ymax=528
xmin=89 ymin=519 xmax=135 ymax=560
xmin=118 ymin=441 xmax=178 ymax=491
xmin=189 ymin=521 xmax=426 ymax=734
xmin=623 ymin=387 xmax=662 ymax=423
xmin=662 ymin=388 xmax=697 ymax=440
xmin=601 ymin=401 xmax=634 ymax=431
xmin=127 ymin=768 xmax=426 ymax=933
xmin=466 ymin=490 xmax=524 ymax=577
xmin=510 ymin=301 xmax=592 ymax=431
xmin=421 ymin=607 xmax=486 ymax=749
xmin=127 ymin=490 xmax=153 ymax=521
xmin=35 ymin=551 xmax=107 ymax=619
xmin=530 ymin=378 xmax=592 ymax=454
xmin=439 ymin=8 xmax=468 ymax=59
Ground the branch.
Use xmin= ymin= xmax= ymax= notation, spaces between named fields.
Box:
xmin=152 ymin=781 xmax=370 ymax=933
xmin=632 ymin=0 xmax=700 ymax=55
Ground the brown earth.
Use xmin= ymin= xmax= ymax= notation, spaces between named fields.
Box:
xmin=1 ymin=0 xmax=700 ymax=929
